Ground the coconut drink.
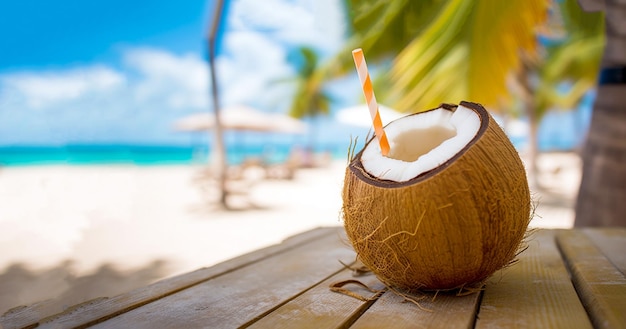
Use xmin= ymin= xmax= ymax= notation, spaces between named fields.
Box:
xmin=342 ymin=101 xmax=531 ymax=291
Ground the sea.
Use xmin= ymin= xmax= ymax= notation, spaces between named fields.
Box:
xmin=0 ymin=105 xmax=592 ymax=167
xmin=0 ymin=135 xmax=583 ymax=167
xmin=0 ymin=143 xmax=347 ymax=167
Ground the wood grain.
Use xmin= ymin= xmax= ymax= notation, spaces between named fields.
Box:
xmin=350 ymin=288 xmax=480 ymax=329
xmin=9 ymin=227 xmax=625 ymax=328
xmin=86 ymin=228 xmax=355 ymax=328
xmin=246 ymin=268 xmax=385 ymax=329
xmin=583 ymin=228 xmax=626 ymax=275
xmin=476 ymin=229 xmax=593 ymax=329
xmin=557 ymin=229 xmax=626 ymax=329
xmin=30 ymin=227 xmax=340 ymax=329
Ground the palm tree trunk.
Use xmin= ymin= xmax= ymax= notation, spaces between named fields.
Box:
xmin=575 ymin=84 xmax=626 ymax=226
xmin=575 ymin=0 xmax=626 ymax=226
xmin=208 ymin=0 xmax=228 ymax=208
xmin=517 ymin=58 xmax=541 ymax=188
xmin=526 ymin=106 xmax=540 ymax=189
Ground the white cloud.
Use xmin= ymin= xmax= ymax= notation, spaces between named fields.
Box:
xmin=1 ymin=67 xmax=125 ymax=109
xmin=124 ymin=48 xmax=210 ymax=109
xmin=212 ymin=0 xmax=347 ymax=111
xmin=217 ymin=31 xmax=294 ymax=108
xmin=228 ymin=0 xmax=345 ymax=52
xmin=0 ymin=0 xmax=348 ymax=144
xmin=308 ymin=0 xmax=348 ymax=54
xmin=0 ymin=0 xmax=346 ymax=114
xmin=230 ymin=0 xmax=313 ymax=35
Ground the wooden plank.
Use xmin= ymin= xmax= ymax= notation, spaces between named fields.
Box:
xmin=350 ymin=288 xmax=480 ymax=329
xmin=79 ymin=227 xmax=355 ymax=329
xmin=476 ymin=229 xmax=593 ymax=329
xmin=557 ymin=229 xmax=626 ymax=329
xmin=25 ymin=227 xmax=339 ymax=329
xmin=0 ymin=299 xmax=71 ymax=329
xmin=246 ymin=268 xmax=386 ymax=329
xmin=582 ymin=228 xmax=626 ymax=275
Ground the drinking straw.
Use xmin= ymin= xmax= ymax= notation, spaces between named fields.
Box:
xmin=352 ymin=48 xmax=390 ymax=156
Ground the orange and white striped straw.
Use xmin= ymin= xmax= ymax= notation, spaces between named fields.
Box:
xmin=352 ymin=48 xmax=390 ymax=156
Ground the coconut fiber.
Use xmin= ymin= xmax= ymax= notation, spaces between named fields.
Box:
xmin=342 ymin=101 xmax=531 ymax=291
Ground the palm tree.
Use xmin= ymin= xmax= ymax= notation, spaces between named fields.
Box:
xmin=338 ymin=0 xmax=605 ymax=189
xmin=512 ymin=0 xmax=604 ymax=187
xmin=207 ymin=0 xmax=229 ymax=208
xmin=286 ymin=46 xmax=334 ymax=159
xmin=337 ymin=0 xmax=546 ymax=184
xmin=575 ymin=0 xmax=626 ymax=227
xmin=339 ymin=0 xmax=547 ymax=111
xmin=333 ymin=0 xmax=447 ymax=72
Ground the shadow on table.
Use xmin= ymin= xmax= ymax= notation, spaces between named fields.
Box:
xmin=0 ymin=259 xmax=171 ymax=316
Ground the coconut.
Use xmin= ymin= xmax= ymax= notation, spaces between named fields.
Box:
xmin=342 ymin=101 xmax=530 ymax=291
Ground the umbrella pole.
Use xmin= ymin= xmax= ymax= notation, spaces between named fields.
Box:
xmin=208 ymin=0 xmax=228 ymax=208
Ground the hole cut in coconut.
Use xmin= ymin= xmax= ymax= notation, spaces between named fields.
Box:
xmin=361 ymin=104 xmax=481 ymax=182
xmin=386 ymin=125 xmax=457 ymax=162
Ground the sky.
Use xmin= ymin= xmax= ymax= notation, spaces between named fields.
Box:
xmin=0 ymin=0 xmax=357 ymax=146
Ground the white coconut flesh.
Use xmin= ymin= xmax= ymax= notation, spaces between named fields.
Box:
xmin=361 ymin=104 xmax=481 ymax=182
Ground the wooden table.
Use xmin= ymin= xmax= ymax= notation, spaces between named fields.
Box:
xmin=2 ymin=227 xmax=625 ymax=329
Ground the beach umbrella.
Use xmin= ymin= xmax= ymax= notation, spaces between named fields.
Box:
xmin=336 ymin=104 xmax=406 ymax=127
xmin=174 ymin=105 xmax=307 ymax=133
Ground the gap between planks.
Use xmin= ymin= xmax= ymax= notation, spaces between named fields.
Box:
xmin=556 ymin=229 xmax=626 ymax=329
xmin=3 ymin=226 xmax=342 ymax=329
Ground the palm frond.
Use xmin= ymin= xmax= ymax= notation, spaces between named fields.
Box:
xmin=389 ymin=0 xmax=547 ymax=111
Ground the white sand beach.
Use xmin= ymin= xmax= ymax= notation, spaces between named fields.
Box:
xmin=0 ymin=152 xmax=581 ymax=315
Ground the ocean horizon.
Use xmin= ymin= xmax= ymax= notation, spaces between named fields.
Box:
xmin=0 ymin=93 xmax=593 ymax=167
xmin=0 ymin=143 xmax=349 ymax=167
xmin=0 ymin=130 xmax=584 ymax=167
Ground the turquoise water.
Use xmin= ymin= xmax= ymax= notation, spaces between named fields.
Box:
xmin=0 ymin=136 xmax=580 ymax=167
xmin=0 ymin=144 xmax=345 ymax=166
xmin=0 ymin=145 xmax=203 ymax=166
xmin=0 ymin=106 xmax=591 ymax=167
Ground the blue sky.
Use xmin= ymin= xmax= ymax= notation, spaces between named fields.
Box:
xmin=0 ymin=0 xmax=359 ymax=146
xmin=0 ymin=1 xmax=209 ymax=71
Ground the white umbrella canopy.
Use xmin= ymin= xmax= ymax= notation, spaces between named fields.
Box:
xmin=335 ymin=104 xmax=406 ymax=127
xmin=174 ymin=105 xmax=307 ymax=133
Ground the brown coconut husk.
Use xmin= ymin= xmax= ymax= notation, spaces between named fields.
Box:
xmin=342 ymin=101 xmax=531 ymax=292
